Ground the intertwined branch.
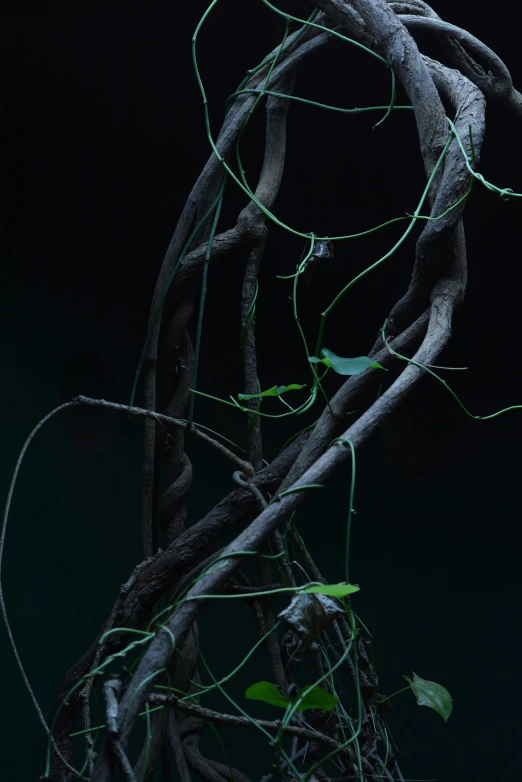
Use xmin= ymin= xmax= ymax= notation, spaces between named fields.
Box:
xmin=19 ymin=1 xmax=519 ymax=779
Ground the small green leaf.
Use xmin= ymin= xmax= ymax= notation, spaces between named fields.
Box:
xmin=295 ymin=685 xmax=338 ymax=712
xmin=308 ymin=356 xmax=332 ymax=368
xmin=298 ymin=583 xmax=360 ymax=597
xmin=312 ymin=349 xmax=386 ymax=376
xmin=404 ymin=672 xmax=453 ymax=722
xmin=245 ymin=681 xmax=338 ymax=712
xmin=245 ymin=681 xmax=290 ymax=709
xmin=238 ymin=384 xmax=305 ymax=401
xmin=277 ymin=384 xmax=306 ymax=394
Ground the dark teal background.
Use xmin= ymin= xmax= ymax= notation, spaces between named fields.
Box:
xmin=3 ymin=1 xmax=522 ymax=779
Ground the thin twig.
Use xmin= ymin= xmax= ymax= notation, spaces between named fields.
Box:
xmin=74 ymin=396 xmax=254 ymax=476
xmin=149 ymin=694 xmax=342 ymax=752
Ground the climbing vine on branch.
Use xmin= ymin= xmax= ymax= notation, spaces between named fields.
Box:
xmin=2 ymin=2 xmax=522 ymax=781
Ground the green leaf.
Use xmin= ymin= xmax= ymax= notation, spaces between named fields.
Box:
xmin=404 ymin=672 xmax=453 ymax=722
xmin=245 ymin=681 xmax=338 ymax=712
xmin=295 ymin=684 xmax=338 ymax=712
xmin=298 ymin=583 xmax=360 ymax=597
xmin=309 ymin=349 xmax=386 ymax=376
xmin=245 ymin=682 xmax=290 ymax=709
xmin=277 ymin=384 xmax=305 ymax=394
xmin=238 ymin=384 xmax=305 ymax=401
xmin=308 ymin=356 xmax=332 ymax=368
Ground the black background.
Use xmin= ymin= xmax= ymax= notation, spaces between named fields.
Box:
xmin=2 ymin=1 xmax=522 ymax=779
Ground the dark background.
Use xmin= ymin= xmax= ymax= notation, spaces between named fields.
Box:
xmin=2 ymin=1 xmax=522 ymax=779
